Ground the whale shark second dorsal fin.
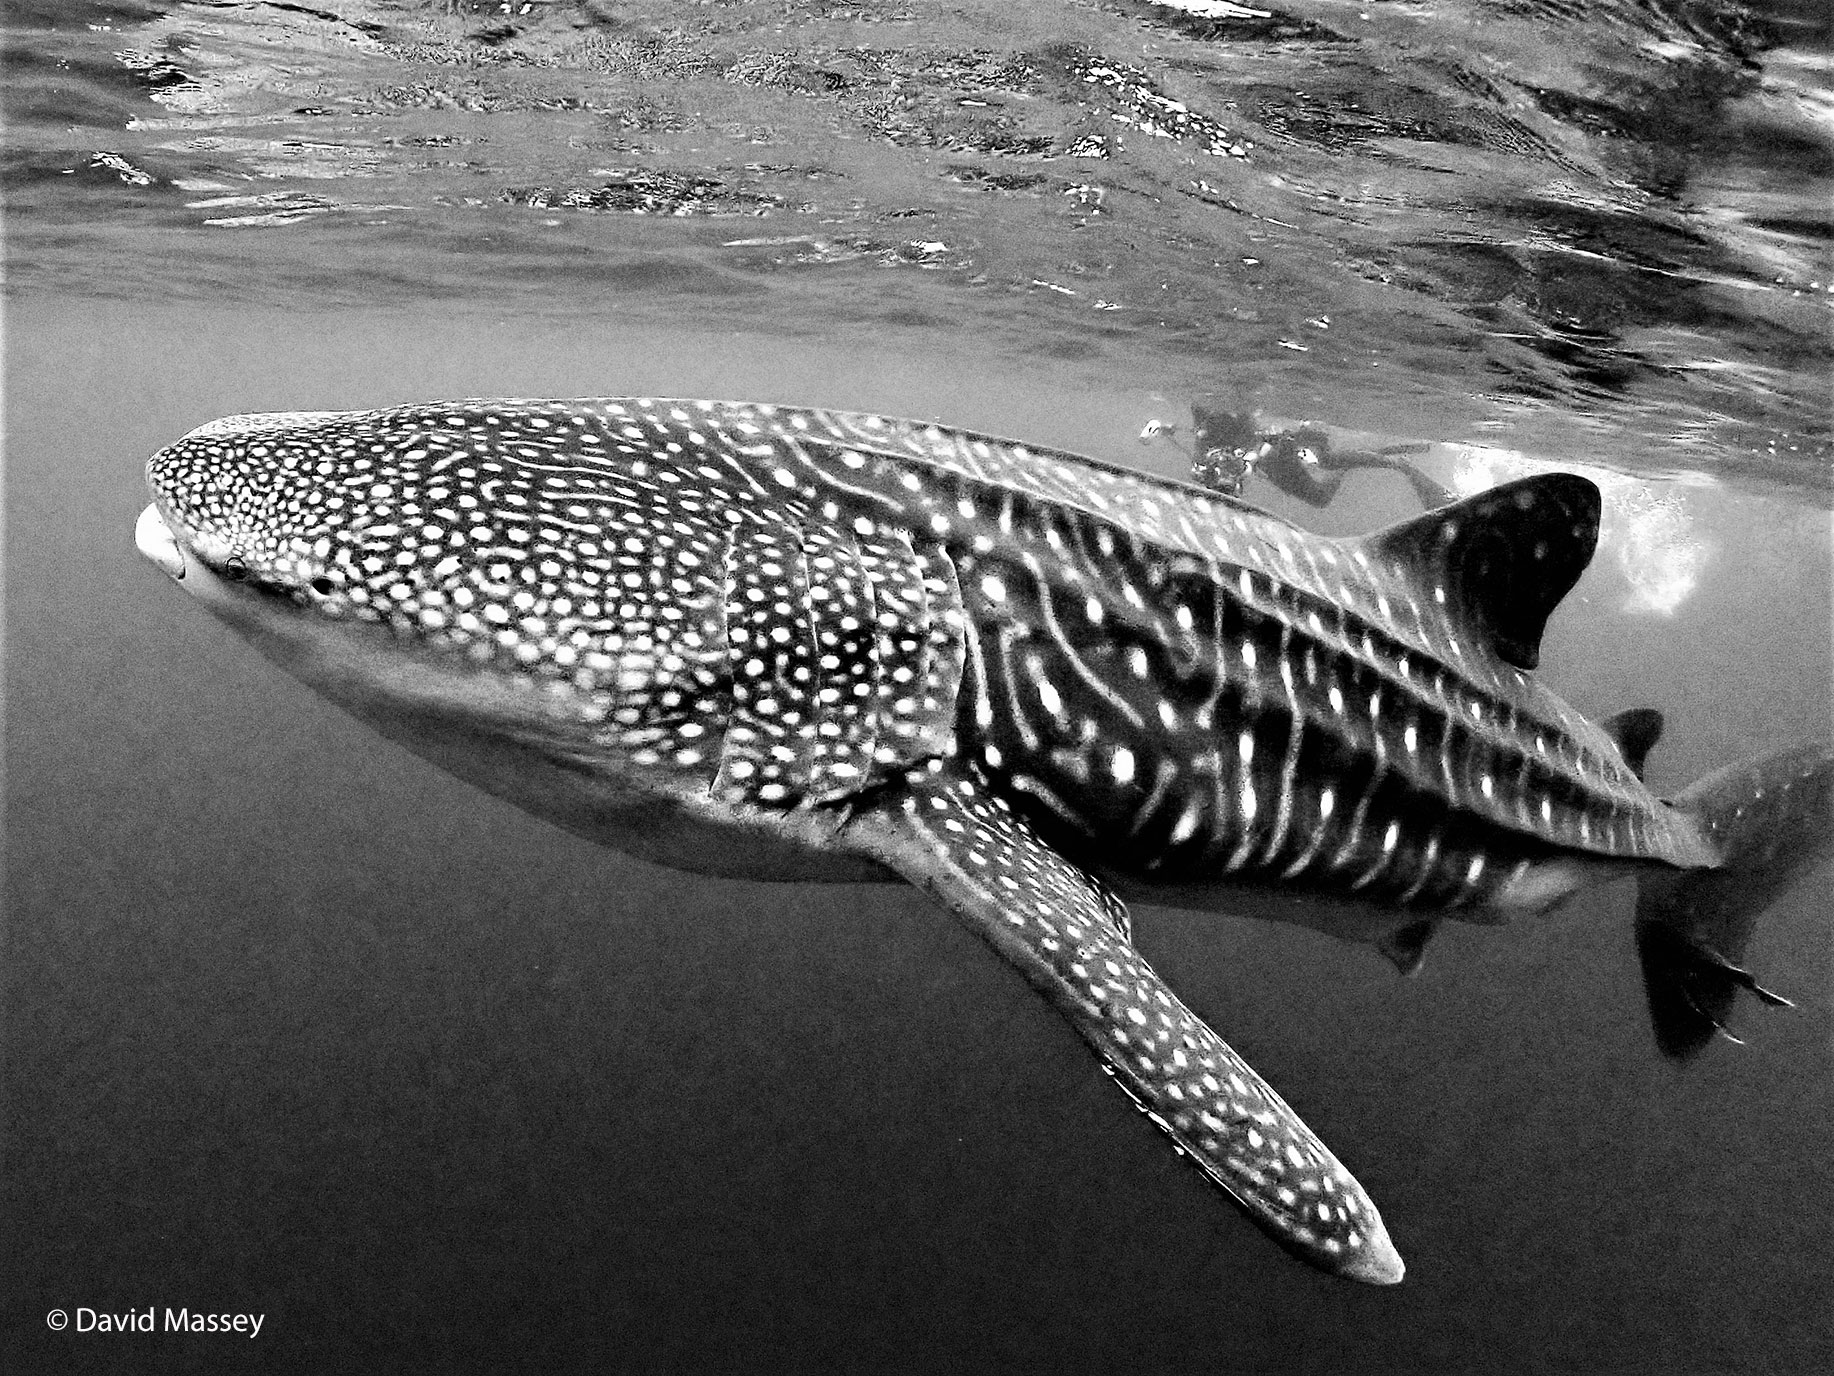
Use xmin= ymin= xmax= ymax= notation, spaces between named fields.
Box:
xmin=1360 ymin=473 xmax=1601 ymax=671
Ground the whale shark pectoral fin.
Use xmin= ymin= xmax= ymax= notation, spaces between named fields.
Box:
xmin=1361 ymin=473 xmax=1601 ymax=671
xmin=843 ymin=760 xmax=1405 ymax=1286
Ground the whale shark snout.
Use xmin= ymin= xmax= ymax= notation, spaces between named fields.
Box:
xmin=135 ymin=503 xmax=185 ymax=581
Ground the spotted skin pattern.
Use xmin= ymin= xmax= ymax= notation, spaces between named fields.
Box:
xmin=851 ymin=758 xmax=1395 ymax=1281
xmin=141 ymin=397 xmax=1764 ymax=1286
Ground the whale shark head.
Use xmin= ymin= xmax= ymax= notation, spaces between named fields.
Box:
xmin=139 ymin=409 xmax=381 ymax=606
xmin=137 ymin=405 xmax=592 ymax=740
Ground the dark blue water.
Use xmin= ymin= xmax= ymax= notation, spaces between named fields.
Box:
xmin=5 ymin=2 xmax=1830 ymax=1372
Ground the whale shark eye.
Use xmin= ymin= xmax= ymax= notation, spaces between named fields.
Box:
xmin=224 ymin=555 xmax=250 ymax=582
xmin=308 ymin=574 xmax=339 ymax=596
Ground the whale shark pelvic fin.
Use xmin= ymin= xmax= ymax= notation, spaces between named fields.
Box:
xmin=844 ymin=759 xmax=1406 ymax=1285
xmin=1376 ymin=919 xmax=1438 ymax=978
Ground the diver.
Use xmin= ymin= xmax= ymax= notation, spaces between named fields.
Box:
xmin=1146 ymin=408 xmax=1456 ymax=511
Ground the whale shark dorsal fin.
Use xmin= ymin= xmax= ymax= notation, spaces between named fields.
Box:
xmin=1360 ymin=473 xmax=1601 ymax=671
xmin=1601 ymin=707 xmax=1665 ymax=780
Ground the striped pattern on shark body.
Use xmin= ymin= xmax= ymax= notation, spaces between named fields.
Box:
xmin=149 ymin=398 xmax=1705 ymax=889
xmin=933 ymin=503 xmax=1680 ymax=904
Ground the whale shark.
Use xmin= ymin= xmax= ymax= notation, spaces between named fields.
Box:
xmin=136 ymin=398 xmax=1833 ymax=1285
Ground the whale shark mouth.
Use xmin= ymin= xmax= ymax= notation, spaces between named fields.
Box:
xmin=136 ymin=503 xmax=186 ymax=581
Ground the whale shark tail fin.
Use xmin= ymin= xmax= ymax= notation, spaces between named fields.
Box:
xmin=1636 ymin=743 xmax=1834 ymax=1059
